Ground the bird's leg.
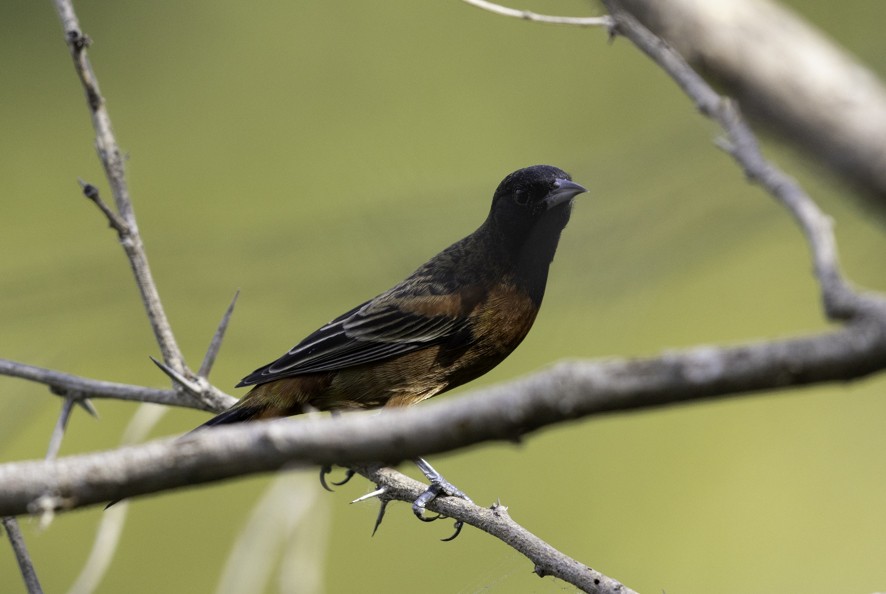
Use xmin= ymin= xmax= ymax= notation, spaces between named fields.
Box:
xmin=412 ymin=457 xmax=472 ymax=540
xmin=413 ymin=457 xmax=472 ymax=502
xmin=319 ymin=465 xmax=356 ymax=492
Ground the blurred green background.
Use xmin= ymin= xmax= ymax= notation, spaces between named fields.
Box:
xmin=2 ymin=0 xmax=886 ymax=592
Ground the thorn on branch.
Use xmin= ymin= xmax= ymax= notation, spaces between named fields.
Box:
xmin=149 ymin=356 xmax=230 ymax=411
xmin=76 ymin=398 xmax=99 ymax=418
xmin=607 ymin=20 xmax=619 ymax=44
xmin=198 ymin=290 xmax=240 ymax=379
xmin=47 ymin=386 xmax=99 ymax=418
xmin=150 ymin=356 xmax=199 ymax=395
xmin=372 ymin=499 xmax=389 ymax=536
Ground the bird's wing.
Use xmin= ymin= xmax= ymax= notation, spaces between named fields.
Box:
xmin=236 ymin=295 xmax=469 ymax=386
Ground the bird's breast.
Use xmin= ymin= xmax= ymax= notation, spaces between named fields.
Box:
xmin=436 ymin=282 xmax=538 ymax=391
xmin=470 ymin=283 xmax=539 ymax=352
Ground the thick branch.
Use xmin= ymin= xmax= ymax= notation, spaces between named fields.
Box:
xmin=600 ymin=1 xmax=875 ymax=320
xmin=1 ymin=318 xmax=885 ymax=516
xmin=616 ymin=0 xmax=886 ymax=202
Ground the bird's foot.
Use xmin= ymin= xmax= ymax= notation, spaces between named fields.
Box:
xmin=319 ymin=465 xmax=356 ymax=492
xmin=412 ymin=457 xmax=473 ymax=541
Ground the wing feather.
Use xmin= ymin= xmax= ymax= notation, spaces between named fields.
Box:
xmin=236 ymin=297 xmax=467 ymax=386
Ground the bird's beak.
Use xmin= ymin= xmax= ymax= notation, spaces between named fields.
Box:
xmin=545 ymin=178 xmax=588 ymax=209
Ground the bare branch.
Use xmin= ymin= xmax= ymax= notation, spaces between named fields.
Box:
xmin=357 ymin=466 xmax=636 ymax=594
xmin=0 ymin=358 xmax=230 ymax=410
xmin=51 ymin=0 xmax=188 ymax=375
xmin=461 ymin=0 xmax=612 ymax=27
xmin=1 ymin=377 xmax=87 ymax=591
xmin=1 ymin=319 xmax=885 ymax=516
xmin=616 ymin=0 xmax=886 ymax=201
xmin=67 ymin=405 xmax=167 ymax=594
xmin=601 ymin=1 xmax=872 ymax=320
xmin=149 ymin=357 xmax=233 ymax=411
xmin=45 ymin=398 xmax=77 ymax=461
xmin=1 ymin=517 xmax=43 ymax=594
xmin=78 ymin=180 xmax=127 ymax=236
xmin=198 ymin=290 xmax=240 ymax=379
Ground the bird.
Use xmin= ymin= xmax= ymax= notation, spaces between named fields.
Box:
xmin=197 ymin=164 xmax=587 ymax=532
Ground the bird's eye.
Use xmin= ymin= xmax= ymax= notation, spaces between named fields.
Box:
xmin=514 ymin=189 xmax=529 ymax=205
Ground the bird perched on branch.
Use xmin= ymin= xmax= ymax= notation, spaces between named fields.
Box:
xmin=199 ymin=164 xmax=587 ymax=535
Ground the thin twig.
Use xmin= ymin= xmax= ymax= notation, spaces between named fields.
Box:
xmin=1 ymin=517 xmax=44 ymax=594
xmin=600 ymin=1 xmax=871 ymax=321
xmin=461 ymin=0 xmax=612 ymax=27
xmin=357 ymin=466 xmax=635 ymax=594
xmin=52 ymin=0 xmax=188 ymax=376
xmin=0 ymin=395 xmax=77 ymax=593
xmin=78 ymin=179 xmax=128 ymax=236
xmin=0 ymin=358 xmax=233 ymax=411
xmin=45 ymin=398 xmax=77 ymax=461
xmin=613 ymin=0 xmax=886 ymax=200
xmin=199 ymin=290 xmax=240 ymax=379
xmin=67 ymin=404 xmax=167 ymax=594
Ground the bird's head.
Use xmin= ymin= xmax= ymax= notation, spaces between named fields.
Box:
xmin=488 ymin=165 xmax=588 ymax=239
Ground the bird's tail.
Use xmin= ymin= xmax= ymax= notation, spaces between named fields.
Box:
xmin=196 ymin=383 xmax=299 ymax=428
xmin=197 ymin=402 xmax=266 ymax=428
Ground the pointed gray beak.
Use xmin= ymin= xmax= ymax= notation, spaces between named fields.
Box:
xmin=545 ymin=178 xmax=588 ymax=209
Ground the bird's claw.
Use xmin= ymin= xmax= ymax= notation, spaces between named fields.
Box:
xmin=441 ymin=520 xmax=464 ymax=542
xmin=319 ymin=465 xmax=355 ymax=492
xmin=412 ymin=460 xmax=473 ymax=542
xmin=412 ymin=483 xmax=444 ymax=522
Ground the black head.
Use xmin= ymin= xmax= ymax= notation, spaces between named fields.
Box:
xmin=488 ymin=165 xmax=587 ymax=239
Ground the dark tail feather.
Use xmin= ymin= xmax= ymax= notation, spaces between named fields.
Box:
xmin=197 ymin=404 xmax=265 ymax=429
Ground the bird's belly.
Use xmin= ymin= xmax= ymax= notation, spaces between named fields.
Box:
xmin=442 ymin=285 xmax=538 ymax=391
xmin=310 ymin=285 xmax=538 ymax=410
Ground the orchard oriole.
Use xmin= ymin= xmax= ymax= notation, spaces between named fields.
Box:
xmin=199 ymin=165 xmax=587 ymax=531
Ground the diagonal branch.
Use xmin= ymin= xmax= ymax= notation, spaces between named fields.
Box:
xmin=52 ymin=0 xmax=187 ymax=377
xmin=356 ymin=466 xmax=636 ymax=594
xmin=600 ymin=0 xmax=869 ymax=320
xmin=1 ymin=517 xmax=43 ymax=594
xmin=617 ymin=0 xmax=886 ymax=202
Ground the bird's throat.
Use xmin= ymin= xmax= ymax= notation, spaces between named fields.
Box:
xmin=510 ymin=204 xmax=572 ymax=306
